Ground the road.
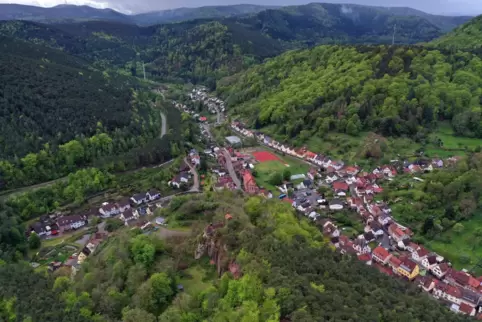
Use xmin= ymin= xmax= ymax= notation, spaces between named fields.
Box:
xmin=160 ymin=111 xmax=167 ymax=137
xmin=221 ymin=148 xmax=241 ymax=189
xmin=184 ymin=157 xmax=200 ymax=192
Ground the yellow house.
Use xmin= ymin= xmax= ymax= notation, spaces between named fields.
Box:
xmin=397 ymin=257 xmax=419 ymax=280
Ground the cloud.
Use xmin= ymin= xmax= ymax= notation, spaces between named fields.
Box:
xmin=0 ymin=0 xmax=481 ymax=15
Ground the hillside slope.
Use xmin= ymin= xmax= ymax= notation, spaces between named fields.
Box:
xmin=430 ymin=15 xmax=482 ymax=49
xmin=218 ymin=45 xmax=482 ymax=143
xmin=132 ymin=4 xmax=275 ymax=25
xmin=0 ymin=4 xmax=131 ymax=23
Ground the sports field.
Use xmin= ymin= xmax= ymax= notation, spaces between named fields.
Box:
xmin=252 ymin=151 xmax=282 ymax=163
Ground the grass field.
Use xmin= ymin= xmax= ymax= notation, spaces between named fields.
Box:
xmin=431 ymin=123 xmax=481 ymax=150
xmin=253 ymin=154 xmax=309 ymax=196
xmin=427 ymin=213 xmax=482 ymax=274
xmin=179 ymin=266 xmax=213 ymax=296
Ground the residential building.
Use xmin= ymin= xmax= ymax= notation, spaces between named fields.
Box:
xmin=433 ymin=283 xmax=462 ymax=305
xmin=170 ymin=172 xmax=190 ymax=188
xmin=421 ymin=255 xmax=438 ymax=270
xmin=118 ymin=198 xmax=131 ymax=213
xmin=458 ymin=303 xmax=476 ymax=316
xmin=322 ymin=221 xmax=340 ymax=237
xmin=99 ymin=203 xmax=120 ymax=218
xmin=431 ymin=263 xmax=450 ymax=279
xmin=420 ymin=276 xmax=436 ymax=292
xmin=369 ymin=221 xmax=384 ymax=237
xmin=372 ymin=246 xmax=392 ymax=265
xmin=147 ymin=190 xmax=161 ymax=201
xmin=57 ymin=215 xmax=87 ymax=233
xmin=388 ymin=255 xmax=402 ymax=273
xmin=131 ymin=192 xmax=148 ymax=205
xmin=242 ymin=170 xmax=258 ymax=194
xmin=353 ymin=238 xmax=371 ymax=255
xmin=412 ymin=246 xmax=429 ymax=262
xmin=120 ymin=208 xmax=138 ymax=224
xmin=388 ymin=224 xmax=409 ymax=242
xmin=397 ymin=257 xmax=419 ymax=280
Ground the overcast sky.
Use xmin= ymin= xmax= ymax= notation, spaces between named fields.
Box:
xmin=1 ymin=0 xmax=481 ymax=15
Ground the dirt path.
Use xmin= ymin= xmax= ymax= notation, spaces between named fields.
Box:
xmin=160 ymin=111 xmax=167 ymax=137
xmin=156 ymin=227 xmax=190 ymax=239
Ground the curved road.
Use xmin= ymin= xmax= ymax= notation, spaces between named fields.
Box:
xmin=184 ymin=157 xmax=200 ymax=192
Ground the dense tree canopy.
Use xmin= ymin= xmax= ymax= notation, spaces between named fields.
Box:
xmin=218 ymin=45 xmax=482 ymax=143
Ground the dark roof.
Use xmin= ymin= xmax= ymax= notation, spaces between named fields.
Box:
xmin=329 ymin=199 xmax=343 ymax=206
xmin=118 ymin=198 xmax=131 ymax=207
xmin=369 ymin=221 xmax=382 ymax=230
xmin=302 ymin=179 xmax=312 ymax=186
xmin=400 ymin=257 xmax=417 ymax=272
xmin=123 ymin=208 xmax=135 ymax=219
xmin=426 ymin=255 xmax=437 ymax=265
xmin=132 ymin=193 xmax=146 ymax=201
xmin=31 ymin=222 xmax=46 ymax=234
xmin=57 ymin=215 xmax=85 ymax=226
xmin=363 ymin=231 xmax=375 ymax=241
xmin=148 ymin=189 xmax=160 ymax=195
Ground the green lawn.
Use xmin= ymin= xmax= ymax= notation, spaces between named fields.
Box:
xmin=179 ymin=266 xmax=213 ymax=296
xmin=254 ymin=157 xmax=309 ymax=197
xmin=427 ymin=213 xmax=482 ymax=274
xmin=431 ymin=123 xmax=481 ymax=150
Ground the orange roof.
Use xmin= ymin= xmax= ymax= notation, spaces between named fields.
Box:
xmin=460 ymin=303 xmax=474 ymax=315
xmin=389 ymin=255 xmax=402 ymax=268
xmin=373 ymin=246 xmax=391 ymax=260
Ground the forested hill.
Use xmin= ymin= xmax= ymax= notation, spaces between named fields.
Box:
xmin=131 ymin=4 xmax=276 ymax=25
xmin=232 ymin=3 xmax=471 ymax=46
xmin=0 ymin=36 xmax=179 ymax=190
xmin=429 ymin=14 xmax=482 ymax=49
xmin=0 ymin=4 xmax=131 ymax=24
xmin=217 ymin=45 xmax=482 ymax=143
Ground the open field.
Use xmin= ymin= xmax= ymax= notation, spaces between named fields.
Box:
xmin=179 ymin=266 xmax=213 ymax=296
xmin=252 ymin=152 xmax=309 ymax=196
xmin=427 ymin=213 xmax=482 ymax=274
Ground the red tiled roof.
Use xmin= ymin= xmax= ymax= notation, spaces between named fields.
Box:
xmin=400 ymin=256 xmax=418 ymax=272
xmin=373 ymin=246 xmax=391 ymax=261
xmin=283 ymin=198 xmax=294 ymax=204
xmin=358 ymin=253 xmax=371 ymax=262
xmin=416 ymin=247 xmax=429 ymax=258
xmin=446 ymin=285 xmax=462 ymax=298
xmin=333 ymin=181 xmax=349 ymax=191
xmin=459 ymin=303 xmax=474 ymax=315
xmin=388 ymin=224 xmax=406 ymax=239
xmin=389 ymin=255 xmax=402 ymax=268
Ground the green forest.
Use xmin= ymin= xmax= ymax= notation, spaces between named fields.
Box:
xmin=218 ymin=45 xmax=482 ymax=145
xmin=0 ymin=194 xmax=469 ymax=321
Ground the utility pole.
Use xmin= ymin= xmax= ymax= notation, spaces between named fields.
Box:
xmin=392 ymin=24 xmax=397 ymax=46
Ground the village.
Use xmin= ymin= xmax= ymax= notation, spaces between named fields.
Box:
xmin=27 ymin=150 xmax=202 ymax=276
xmin=26 ymin=85 xmax=481 ymax=318
xmin=225 ymin=119 xmax=481 ymax=317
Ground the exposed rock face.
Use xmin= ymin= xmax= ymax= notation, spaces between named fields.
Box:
xmin=195 ymin=222 xmax=230 ymax=276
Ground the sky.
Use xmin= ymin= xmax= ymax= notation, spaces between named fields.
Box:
xmin=1 ymin=0 xmax=481 ymax=16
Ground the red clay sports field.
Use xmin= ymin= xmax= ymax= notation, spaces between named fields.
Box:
xmin=252 ymin=151 xmax=281 ymax=163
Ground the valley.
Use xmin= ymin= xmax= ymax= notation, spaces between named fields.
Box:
xmin=0 ymin=2 xmax=482 ymax=321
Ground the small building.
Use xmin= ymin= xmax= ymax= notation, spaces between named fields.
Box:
xmin=120 ymin=208 xmax=138 ymax=224
xmin=131 ymin=192 xmax=148 ymax=205
xmin=156 ymin=217 xmax=167 ymax=225
xmin=431 ymin=263 xmax=450 ymax=279
xmin=225 ymin=136 xmax=242 ymax=147
xmin=118 ymin=198 xmax=131 ymax=213
xmin=397 ymin=257 xmax=419 ymax=280
xmin=147 ymin=190 xmax=161 ymax=201
xmin=329 ymin=199 xmax=344 ymax=211
xmin=372 ymin=246 xmax=392 ymax=265
xmin=57 ymin=215 xmax=87 ymax=233
xmin=99 ymin=203 xmax=120 ymax=218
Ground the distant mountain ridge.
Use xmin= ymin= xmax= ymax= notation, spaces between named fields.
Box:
xmin=0 ymin=3 xmax=472 ymax=28
xmin=429 ymin=14 xmax=482 ymax=48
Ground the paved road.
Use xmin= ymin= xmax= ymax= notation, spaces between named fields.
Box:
xmin=222 ymin=149 xmax=241 ymax=189
xmin=184 ymin=157 xmax=200 ymax=192
xmin=160 ymin=111 xmax=167 ymax=137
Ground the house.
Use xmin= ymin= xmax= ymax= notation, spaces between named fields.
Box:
xmin=57 ymin=215 xmax=87 ymax=233
xmin=461 ymin=288 xmax=481 ymax=308
xmin=372 ymin=246 xmax=392 ymax=265
xmin=353 ymin=238 xmax=371 ymax=255
xmin=30 ymin=222 xmax=50 ymax=237
xmin=459 ymin=303 xmax=476 ymax=316
xmin=419 ymin=276 xmax=436 ymax=292
xmin=120 ymin=208 xmax=138 ymax=224
xmin=412 ymin=246 xmax=429 ymax=262
xmin=421 ymin=255 xmax=438 ymax=270
xmin=358 ymin=253 xmax=372 ymax=264
xmin=170 ymin=172 xmax=190 ymax=188
xmin=377 ymin=213 xmax=392 ymax=226
xmin=302 ymin=179 xmax=313 ymax=189
xmin=242 ymin=170 xmax=258 ymax=194
xmin=344 ymin=166 xmax=359 ymax=176
xmin=431 ymin=263 xmax=450 ymax=279
xmin=446 ymin=270 xmax=480 ymax=290
xmin=118 ymin=198 xmax=131 ymax=213
xmin=332 ymin=181 xmax=349 ymax=192
xmin=325 ymin=173 xmax=338 ymax=184
xmin=131 ymin=192 xmax=148 ymax=205
xmin=136 ymin=206 xmax=152 ymax=217
xmin=322 ymin=221 xmax=340 ymax=237
xmin=388 ymin=255 xmax=402 ymax=272
xmin=433 ymin=282 xmax=462 ymax=305
xmin=369 ymin=221 xmax=384 ymax=237
xmin=388 ymin=224 xmax=409 ymax=242
xmin=397 ymin=257 xmax=419 ymax=280
xmin=406 ymin=242 xmax=420 ymax=253
xmin=147 ymin=190 xmax=161 ymax=201
xmin=99 ymin=203 xmax=120 ymax=218
xmin=363 ymin=231 xmax=375 ymax=242
xmin=329 ymin=199 xmax=344 ymax=211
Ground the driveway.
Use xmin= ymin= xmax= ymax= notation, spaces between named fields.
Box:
xmin=184 ymin=157 xmax=200 ymax=192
